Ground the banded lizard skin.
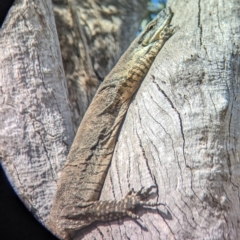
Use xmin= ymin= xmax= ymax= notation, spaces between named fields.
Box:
xmin=48 ymin=7 xmax=176 ymax=240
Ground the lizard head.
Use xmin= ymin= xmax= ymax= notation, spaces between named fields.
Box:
xmin=138 ymin=7 xmax=174 ymax=46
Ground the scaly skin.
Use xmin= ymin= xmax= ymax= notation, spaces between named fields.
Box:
xmin=48 ymin=7 xmax=176 ymax=239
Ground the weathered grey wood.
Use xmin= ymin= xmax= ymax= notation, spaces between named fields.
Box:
xmin=2 ymin=0 xmax=240 ymax=239
xmin=0 ymin=0 xmax=74 ymax=223
xmin=53 ymin=0 xmax=148 ymax=131
xmin=97 ymin=0 xmax=240 ymax=239
xmin=0 ymin=0 xmax=148 ymax=236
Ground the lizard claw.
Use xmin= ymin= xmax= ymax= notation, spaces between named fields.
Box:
xmin=135 ymin=217 xmax=148 ymax=230
xmin=134 ymin=185 xmax=157 ymax=199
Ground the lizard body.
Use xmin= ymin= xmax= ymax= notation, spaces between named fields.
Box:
xmin=48 ymin=7 xmax=175 ymax=239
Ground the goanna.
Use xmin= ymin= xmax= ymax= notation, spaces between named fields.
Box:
xmin=48 ymin=7 xmax=176 ymax=240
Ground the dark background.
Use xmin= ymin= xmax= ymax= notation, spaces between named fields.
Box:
xmin=0 ymin=165 xmax=58 ymax=240
xmin=0 ymin=2 xmax=58 ymax=239
xmin=0 ymin=1 xmax=14 ymax=27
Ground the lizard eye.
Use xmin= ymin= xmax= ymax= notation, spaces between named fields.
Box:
xmin=148 ymin=24 xmax=154 ymax=30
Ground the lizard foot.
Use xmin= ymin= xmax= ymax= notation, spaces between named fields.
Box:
xmin=59 ymin=186 xmax=162 ymax=234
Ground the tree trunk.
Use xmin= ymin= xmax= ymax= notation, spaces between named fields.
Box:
xmin=1 ymin=0 xmax=240 ymax=239
xmin=52 ymin=0 xmax=148 ymax=131
xmin=0 ymin=0 xmax=147 ymax=236
xmin=0 ymin=0 xmax=74 ymax=223
xmin=96 ymin=0 xmax=240 ymax=239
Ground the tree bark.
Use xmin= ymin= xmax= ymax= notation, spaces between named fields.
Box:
xmin=0 ymin=0 xmax=147 ymax=236
xmin=0 ymin=0 xmax=74 ymax=223
xmin=96 ymin=0 xmax=240 ymax=239
xmin=1 ymin=0 xmax=240 ymax=239
xmin=52 ymin=0 xmax=148 ymax=131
